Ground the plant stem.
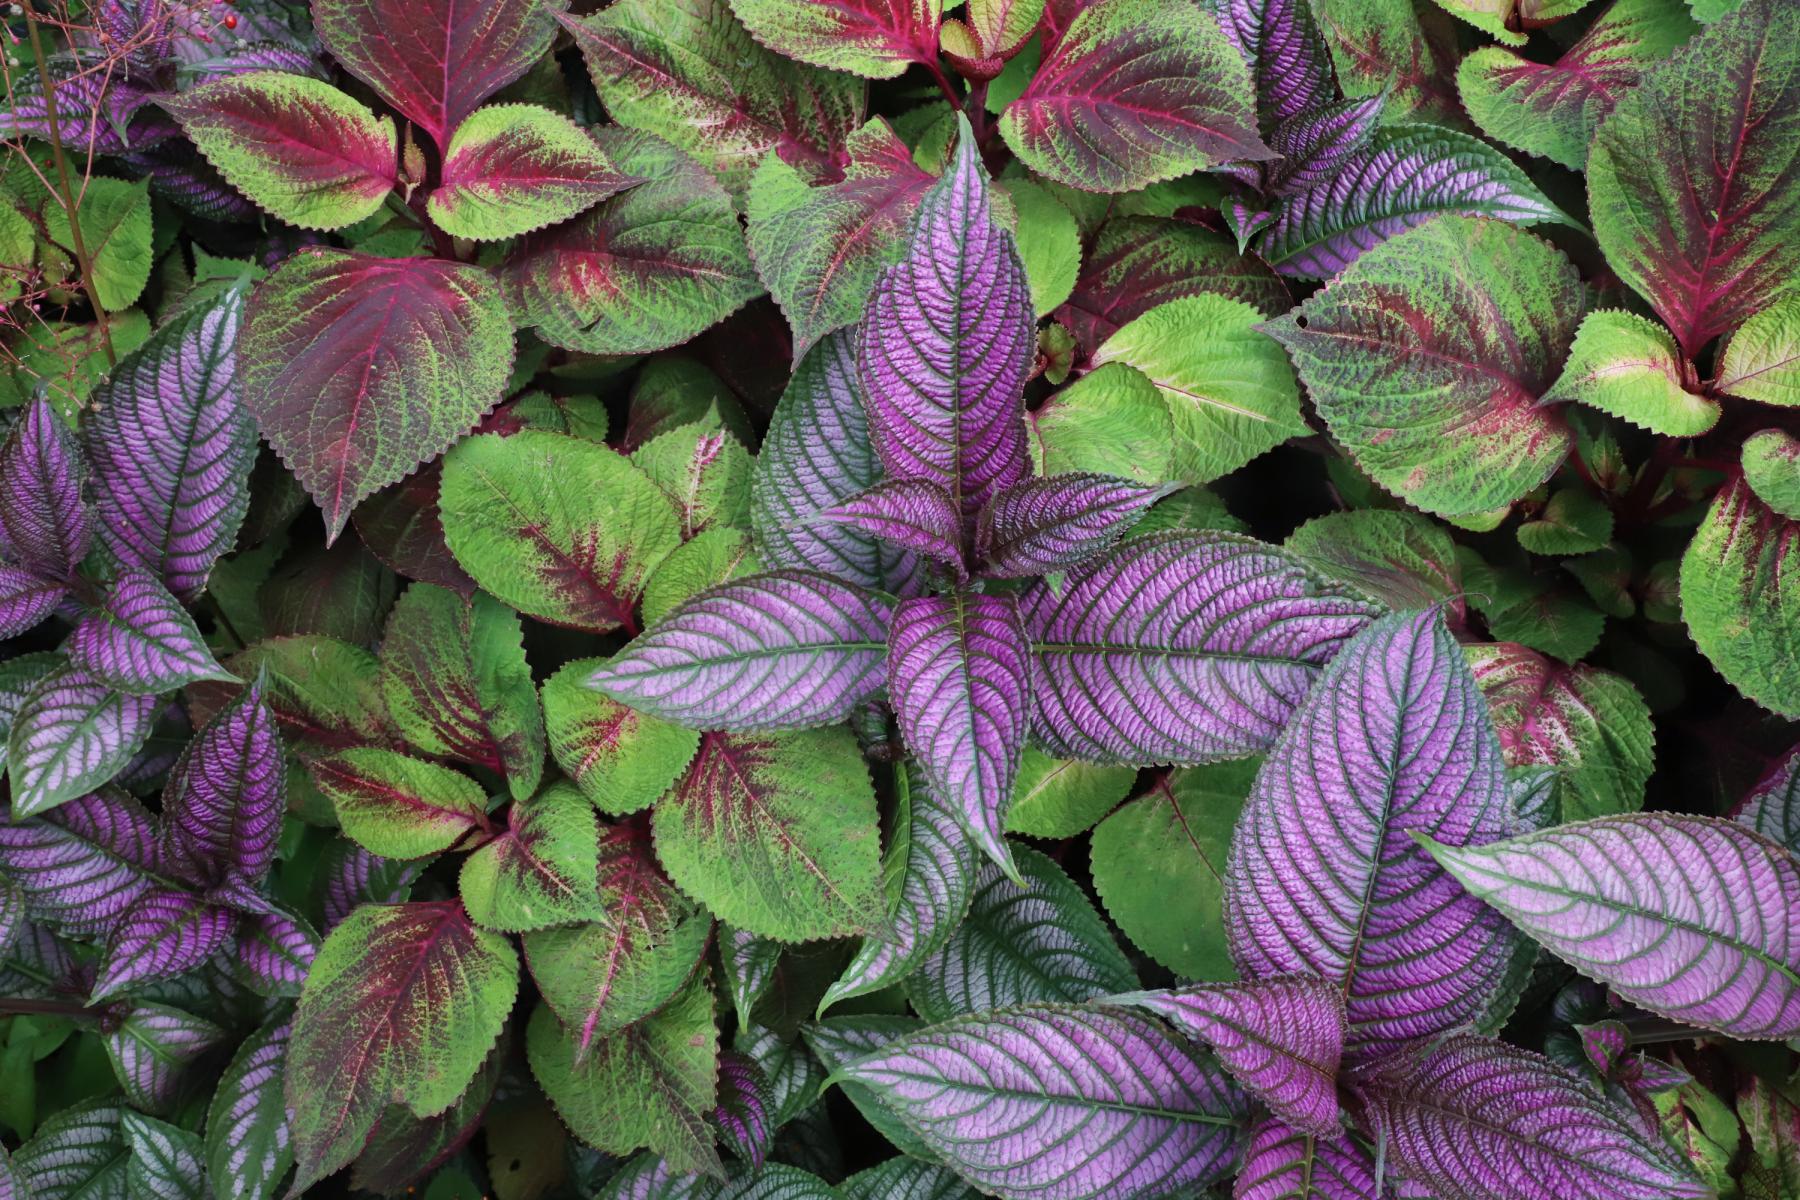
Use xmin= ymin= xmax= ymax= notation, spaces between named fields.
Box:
xmin=0 ymin=996 xmax=100 ymax=1019
xmin=923 ymin=57 xmax=963 ymax=111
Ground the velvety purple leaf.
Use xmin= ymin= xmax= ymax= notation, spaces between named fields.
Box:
xmin=317 ymin=842 xmax=424 ymax=931
xmin=856 ymin=119 xmax=1035 ymax=531
xmin=1206 ymin=0 xmax=1336 ymax=128
xmin=205 ymin=1016 xmax=293 ymax=1200
xmin=710 ymin=1051 xmax=773 ymax=1170
xmin=0 ymin=788 xmax=160 ymax=937
xmin=1265 ymin=94 xmax=1385 ymax=196
xmin=1236 ymin=1117 xmax=1381 ymax=1200
xmin=1022 ymin=532 xmax=1381 ymax=766
xmin=92 ymin=888 xmax=236 ymax=1001
xmin=1424 ymin=814 xmax=1800 ymax=1040
xmin=0 ymin=565 xmax=65 ymax=638
xmin=1226 ymin=609 xmax=1526 ymax=1059
xmin=889 ymin=591 xmax=1033 ymax=874
xmin=0 ymin=876 xmax=22 ymax=962
xmin=85 ymin=286 xmax=255 ymax=602
xmin=0 ymin=653 xmax=58 ymax=778
xmin=976 ymin=473 xmax=1175 ymax=578
xmin=121 ymin=136 xmax=263 ymax=223
xmin=159 ymin=679 xmax=284 ymax=898
xmin=839 ymin=1004 xmax=1251 ymax=1200
xmin=1350 ymin=1033 xmax=1708 ymax=1200
xmin=106 ymin=1001 xmax=227 ymax=1114
xmin=0 ymin=1144 xmax=21 ymax=1200
xmin=0 ymin=396 xmax=92 ymax=581
xmin=1120 ymin=978 xmax=1345 ymax=1137
xmin=815 ymin=479 xmax=966 ymax=579
xmin=234 ymin=905 xmax=319 ymax=997
xmin=589 ymin=571 xmax=895 ymax=732
xmin=11 ymin=1098 xmax=131 ymax=1200
xmin=6 ymin=665 xmax=161 ymax=818
xmin=1735 ymin=744 xmax=1800 ymax=853
xmin=66 ymin=569 xmax=233 ymax=695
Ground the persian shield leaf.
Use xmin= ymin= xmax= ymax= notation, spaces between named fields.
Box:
xmin=240 ymin=249 xmax=515 ymax=541
xmin=815 ymin=480 xmax=966 ymax=578
xmin=460 ymin=782 xmax=604 ymax=932
xmin=1235 ymin=1118 xmax=1380 ymax=1200
xmin=121 ymin=1112 xmax=207 ymax=1200
xmin=430 ymin=104 xmax=635 ymax=241
xmin=66 ymin=569 xmax=232 ymax=694
xmin=1423 ymin=814 xmax=1800 ymax=1039
xmin=106 ymin=1002 xmax=229 ymax=1113
xmin=0 ymin=788 xmax=161 ymax=938
xmin=7 ymin=665 xmax=159 ymax=819
xmin=976 ymin=474 xmax=1175 ymax=577
xmin=1225 ymin=609 xmax=1524 ymax=1057
xmin=1023 ymin=532 xmax=1381 ymax=765
xmin=159 ymin=681 xmax=284 ymax=894
xmin=0 ymin=568 xmax=62 ymax=640
xmin=727 ymin=0 xmax=938 ymax=77
xmin=1206 ymin=0 xmax=1336 ymax=127
xmin=0 ymin=395 xmax=91 ymax=581
xmin=12 ymin=1099 xmax=129 ymax=1200
xmin=1680 ymin=476 xmax=1800 ymax=717
xmin=92 ymin=889 xmax=236 ymax=1001
xmin=1736 ymin=746 xmax=1800 ymax=852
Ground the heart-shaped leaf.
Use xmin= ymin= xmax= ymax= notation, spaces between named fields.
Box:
xmin=1542 ymin=310 xmax=1720 ymax=437
xmin=429 ymin=104 xmax=635 ymax=241
xmin=1680 ymin=476 xmax=1800 ymax=717
xmin=460 ymin=781 xmax=604 ymax=932
xmin=6 ymin=665 xmax=160 ymax=819
xmin=727 ymin=0 xmax=939 ymax=77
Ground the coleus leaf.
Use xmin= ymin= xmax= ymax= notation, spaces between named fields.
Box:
xmin=427 ymin=103 xmax=633 ymax=241
xmin=460 ymin=781 xmax=603 ymax=933
xmin=92 ymin=888 xmax=236 ymax=1001
xmin=1744 ymin=431 xmax=1800 ymax=522
xmin=1263 ymin=94 xmax=1385 ymax=196
xmin=46 ymin=175 xmax=155 ymax=313
xmin=160 ymin=73 xmax=396 ymax=230
xmin=1204 ymin=0 xmax=1337 ymax=128
xmin=641 ymin=533 xmax=763 ymax=630
xmin=310 ymin=0 xmax=563 ymax=148
xmin=309 ymin=748 xmax=490 ymax=859
xmin=1589 ymin=0 xmax=1800 ymax=355
xmin=1235 ymin=1117 xmax=1381 ymax=1200
xmin=542 ymin=658 xmax=700 ymax=816
xmin=66 ymin=569 xmax=232 ymax=695
xmin=814 ymin=481 xmax=967 ymax=580
xmin=1542 ymin=310 xmax=1720 ymax=437
xmin=286 ymin=900 xmax=520 ymax=1192
xmin=106 ymin=1001 xmax=228 ymax=1113
xmin=1006 ymin=746 xmax=1136 ymax=840
xmin=353 ymin=465 xmax=476 ymax=597
xmin=1285 ymin=508 xmax=1464 ymax=620
xmin=728 ymin=0 xmax=939 ymax=78
xmin=1225 ymin=609 xmax=1526 ymax=1058
xmin=1118 ymin=979 xmax=1345 ymax=1137
xmin=1680 ymin=476 xmax=1800 ymax=717
xmin=1349 ymin=1033 xmax=1708 ymax=1200
xmin=975 ymin=474 xmax=1174 ymax=577
xmin=839 ymin=1004 xmax=1250 ymax=1200
xmin=1023 ymin=532 xmax=1382 ymax=765
xmin=1000 ymin=0 xmax=1271 ymax=192
xmin=6 ymin=665 xmax=160 ymax=819
xmin=631 ymin=421 xmax=754 ymax=541
xmin=198 ymin=635 xmax=395 ymax=757
xmin=588 ymin=571 xmax=896 ymax=732
xmin=0 ymin=788 xmax=160 ymax=938
xmin=1423 ymin=814 xmax=1800 ymax=1039
xmin=121 ymin=1111 xmax=208 ymax=1200
xmin=1265 ymin=216 xmax=1582 ymax=519
xmin=857 ymin=117 xmax=1034 ymax=530
xmin=159 ymin=679 xmax=284 ymax=897
xmin=1312 ymin=0 xmax=1461 ymax=122
xmin=0 ymin=395 xmax=92 ymax=581
xmin=207 ymin=1018 xmax=294 ymax=1200
xmin=1736 ymin=745 xmax=1800 ymax=853
xmin=241 ymin=249 xmax=515 ymax=541
xmin=12 ymin=1099 xmax=130 ymax=1200
xmin=0 ymin=567 xmax=64 ymax=639
xmin=1718 ymin=296 xmax=1800 ymax=408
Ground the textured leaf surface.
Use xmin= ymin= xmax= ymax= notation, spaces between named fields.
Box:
xmin=1719 ymin=297 xmax=1800 ymax=408
xmin=1005 ymin=747 xmax=1137 ymax=839
xmin=816 ymin=480 xmax=966 ymax=579
xmin=1542 ymin=309 xmax=1720 ymax=437
xmin=12 ymin=1099 xmax=128 ymax=1200
xmin=542 ymin=658 xmax=700 ymax=815
xmin=0 ymin=788 xmax=160 ymax=938
xmin=1311 ymin=0 xmax=1461 ymax=122
xmin=1263 ymin=95 xmax=1385 ymax=196
xmin=976 ymin=474 xmax=1173 ymax=577
xmin=106 ymin=1002 xmax=227 ymax=1113
xmin=0 ymin=568 xmax=62 ymax=640
xmin=235 ymin=907 xmax=320 ymax=996
xmin=1425 ymin=814 xmax=1800 ymax=1039
xmin=310 ymin=748 xmax=489 ymax=859
xmin=429 ymin=104 xmax=632 ymax=241
xmin=158 ymin=679 xmax=283 ymax=898
xmin=1744 ymin=429 xmax=1800 ymax=521
xmin=121 ymin=1112 xmax=207 ymax=1200
xmin=66 ymin=569 xmax=230 ymax=695
xmin=7 ymin=666 xmax=159 ymax=819
xmin=93 ymin=889 xmax=235 ymax=1001
xmin=0 ymin=396 xmax=91 ymax=581
xmin=632 ymin=422 xmax=754 ymax=541
xmin=1680 ymin=476 xmax=1800 ymax=716
xmin=46 ymin=176 xmax=153 ymax=312
xmin=460 ymin=782 xmax=602 ymax=932
xmin=201 ymin=636 xmax=394 ymax=757
xmin=1235 ymin=1117 xmax=1380 ymax=1200
xmin=1028 ymin=366 xmax=1176 ymax=487
xmin=643 ymin=530 xmax=764 ymax=627
xmin=728 ymin=0 xmax=937 ymax=76
xmin=843 ymin=1158 xmax=979 ymax=1200
xmin=1737 ymin=745 xmax=1800 ymax=852
xmin=1207 ymin=0 xmax=1336 ymax=127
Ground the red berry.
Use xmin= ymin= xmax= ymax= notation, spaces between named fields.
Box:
xmin=223 ymin=12 xmax=237 ymax=27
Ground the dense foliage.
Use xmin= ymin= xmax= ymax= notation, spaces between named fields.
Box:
xmin=2 ymin=0 xmax=1799 ymax=1198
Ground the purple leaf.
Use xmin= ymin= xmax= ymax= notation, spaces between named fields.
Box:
xmin=1423 ymin=814 xmax=1800 ymax=1040
xmin=0 ymin=565 xmax=65 ymax=638
xmin=889 ymin=592 xmax=1032 ymax=874
xmin=66 ymin=568 xmax=233 ymax=694
xmin=588 ymin=571 xmax=895 ymax=732
xmin=709 ymin=1051 xmax=773 ymax=1170
xmin=0 ymin=396 xmax=93 ymax=581
xmin=0 ymin=788 xmax=161 ymax=938
xmin=1119 ymin=978 xmax=1346 ymax=1137
xmin=205 ymin=1016 xmax=293 ymax=1200
xmin=1735 ymin=744 xmax=1800 ymax=853
xmin=159 ymin=679 xmax=285 ymax=898
xmin=1236 ymin=1117 xmax=1381 ymax=1200
xmin=85 ymin=286 xmax=255 ymax=602
xmin=838 ymin=1004 xmax=1251 ymax=1199
xmin=317 ymin=842 xmax=424 ymax=932
xmin=1207 ymin=0 xmax=1337 ymax=128
xmin=234 ymin=905 xmax=319 ymax=997
xmin=1225 ymin=609 xmax=1526 ymax=1059
xmin=975 ymin=473 xmax=1175 ymax=578
xmin=1349 ymin=1033 xmax=1708 ymax=1200
xmin=121 ymin=136 xmax=263 ymax=223
xmin=92 ymin=888 xmax=236 ymax=1001
xmin=815 ymin=479 xmax=966 ymax=579
xmin=6 ymin=665 xmax=161 ymax=818
xmin=106 ymin=1001 xmax=227 ymax=1114
xmin=856 ymin=118 xmax=1035 ymax=531
xmin=1022 ymin=532 xmax=1382 ymax=766
xmin=1265 ymin=94 xmax=1385 ymax=196
xmin=0 ymin=55 xmax=157 ymax=154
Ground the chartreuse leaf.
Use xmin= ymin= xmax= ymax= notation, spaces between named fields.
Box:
xmin=1265 ymin=216 xmax=1582 ymax=519
xmin=1544 ymin=310 xmax=1719 ymax=436
xmin=1517 ymin=488 xmax=1614 ymax=557
xmin=1588 ymin=0 xmax=1800 ymax=355
xmin=440 ymin=431 xmax=681 ymax=634
xmin=726 ymin=0 xmax=939 ymax=77
xmin=1091 ymin=295 xmax=1306 ymax=485
xmin=161 ymin=74 xmax=396 ymax=231
xmin=1680 ymin=476 xmax=1800 ymax=716
xmin=122 ymin=1111 xmax=207 ymax=1200
xmin=1004 ymin=746 xmax=1135 ymax=839
xmin=241 ymin=249 xmax=515 ymax=541
xmin=1431 ymin=0 xmax=1594 ymax=44
xmin=1351 ymin=1034 xmax=1708 ymax=1199
xmin=65 ymin=569 xmax=230 ymax=695
xmin=1092 ymin=760 xmax=1253 ymax=980
xmin=13 ymin=1098 xmax=130 ymax=1200
xmin=429 ymin=104 xmax=633 ymax=241
xmin=206 ymin=635 xmax=393 ymax=755
xmin=1719 ymin=296 xmax=1800 ymax=407
xmin=839 ymin=1005 xmax=1251 ymax=1199
xmin=1028 ymin=364 xmax=1176 ymax=486
xmin=460 ymin=782 xmax=603 ymax=932
xmin=45 ymin=176 xmax=152 ymax=310
xmin=642 ymin=528 xmax=764 ymax=626
xmin=1424 ymin=814 xmax=1800 ymax=1039
xmin=543 ymin=657 xmax=700 ymax=816
xmin=655 ymin=729 xmax=882 ymax=942
xmin=1285 ymin=508 xmax=1463 ymax=617
xmin=7 ymin=665 xmax=159 ymax=819
xmin=286 ymin=901 xmax=519 ymax=1191
xmin=631 ymin=421 xmax=753 ymax=540
xmin=997 ymin=179 xmax=1080 ymax=316
xmin=1312 ymin=0 xmax=1461 ymax=122
xmin=309 ymin=748 xmax=489 ymax=858
xmin=1743 ymin=430 xmax=1800 ymax=520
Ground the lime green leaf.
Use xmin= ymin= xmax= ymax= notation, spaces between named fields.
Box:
xmin=542 ymin=657 xmax=700 ymax=816
xmin=1743 ymin=430 xmax=1800 ymax=520
xmin=45 ymin=177 xmax=151 ymax=310
xmin=429 ymin=104 xmax=634 ymax=241
xmin=461 ymin=781 xmax=604 ymax=932
xmin=0 ymin=312 xmax=150 ymax=417
xmin=1517 ymin=488 xmax=1615 ymax=557
xmin=1284 ymin=508 xmax=1463 ymax=614
xmin=997 ymin=178 xmax=1080 ymax=316
xmin=1004 ymin=746 xmax=1135 ymax=839
xmin=641 ymin=528 xmax=764 ymax=626
xmin=203 ymin=634 xmax=394 ymax=756
xmin=1544 ymin=310 xmax=1719 ymax=436
xmin=1681 ymin=476 xmax=1800 ymax=717
xmin=1430 ymin=0 xmax=1593 ymax=46
xmin=1028 ymin=363 xmax=1176 ymax=485
xmin=1719 ymin=296 xmax=1800 ymax=408
xmin=632 ymin=423 xmax=753 ymax=540
xmin=1312 ymin=0 xmax=1463 ymax=123
xmin=309 ymin=747 xmax=489 ymax=858
xmin=726 ymin=0 xmax=941 ymax=78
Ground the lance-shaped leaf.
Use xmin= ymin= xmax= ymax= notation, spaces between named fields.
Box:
xmin=1542 ymin=310 xmax=1720 ymax=437
xmin=1000 ymin=0 xmax=1270 ymax=192
xmin=839 ymin=1005 xmax=1250 ymax=1199
xmin=122 ymin=1112 xmax=208 ymax=1200
xmin=0 ymin=788 xmax=160 ymax=938
xmin=1225 ymin=609 xmax=1525 ymax=1058
xmin=439 ymin=430 xmax=681 ymax=633
xmin=460 ymin=782 xmax=602 ymax=932
xmin=106 ymin=1002 xmax=229 ymax=1113
xmin=0 ymin=53 xmax=155 ymax=154
xmin=310 ymin=748 xmax=490 ymax=859
xmin=751 ymin=332 xmax=923 ymax=596
xmin=1264 ymin=95 xmax=1385 ymax=196
xmin=7 ymin=666 xmax=160 ymax=819
xmin=815 ymin=480 xmax=967 ymax=579
xmin=381 ymin=583 xmax=544 ymax=801
xmin=1735 ymin=745 xmax=1800 ymax=853
xmin=1023 ymin=532 xmax=1381 ymax=765
xmin=723 ymin=926 xmax=781 ymax=1025
xmin=654 ymin=729 xmax=883 ymax=941
xmin=543 ymin=658 xmax=700 ymax=815
xmin=804 ymin=1016 xmax=934 ymax=1159
xmin=12 ymin=1099 xmax=129 ymax=1200
xmin=92 ymin=889 xmax=236 ymax=1001
xmin=85 ymin=286 xmax=255 ymax=602
xmin=975 ymin=474 xmax=1173 ymax=577
xmin=1206 ymin=0 xmax=1336 ymax=127
xmin=286 ymin=900 xmax=520 ymax=1192
xmin=857 ymin=119 xmax=1034 ymax=529
xmin=1680 ymin=476 xmax=1800 ymax=717
xmin=1350 ymin=1033 xmax=1708 ymax=1200
xmin=1118 ymin=979 xmax=1345 ymax=1137
xmin=160 ymin=73 xmax=396 ymax=230
xmin=728 ymin=0 xmax=938 ymax=77
xmin=1236 ymin=1118 xmax=1381 ymax=1200
xmin=0 ymin=395 xmax=91 ymax=581
xmin=428 ymin=104 xmax=633 ymax=241
xmin=1589 ymin=0 xmax=1799 ymax=355
xmin=0 ymin=653 xmax=58 ymax=777
xmin=1423 ymin=814 xmax=1800 ymax=1039
xmin=0 ymin=567 xmax=63 ymax=639
xmin=589 ymin=572 xmax=895 ymax=732
xmin=241 ymin=249 xmax=514 ymax=541
xmin=159 ymin=680 xmax=284 ymax=895
xmin=709 ymin=1051 xmax=773 ymax=1170
xmin=66 ymin=569 xmax=232 ymax=695
xmin=311 ymin=0 xmax=562 ymax=147
xmin=235 ymin=907 xmax=320 ymax=996
xmin=1265 ymin=217 xmax=1581 ymax=518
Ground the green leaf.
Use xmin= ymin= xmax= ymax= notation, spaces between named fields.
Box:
xmin=542 ymin=657 xmax=700 ymax=815
xmin=1719 ymin=295 xmax=1800 ymax=407
xmin=726 ymin=0 xmax=940 ymax=78
xmin=13 ymin=1098 xmax=129 ymax=1200
xmin=1264 ymin=216 xmax=1582 ymax=518
xmin=428 ymin=104 xmax=633 ymax=241
xmin=1743 ymin=430 xmax=1800 ymax=521
xmin=45 ymin=177 xmax=151 ymax=311
xmin=309 ymin=748 xmax=490 ymax=858
xmin=641 ymin=528 xmax=764 ymax=627
xmin=440 ymin=431 xmax=682 ymax=633
xmin=1517 ymin=488 xmax=1615 ymax=557
xmin=1680 ymin=476 xmax=1800 ymax=717
xmin=287 ymin=901 xmax=518 ymax=1192
xmin=997 ymin=178 xmax=1080 ymax=316
xmin=121 ymin=1112 xmax=206 ymax=1200
xmin=1544 ymin=310 xmax=1719 ymax=436
xmin=1091 ymin=295 xmax=1306 ymax=485
xmin=1004 ymin=746 xmax=1135 ymax=838
xmin=1312 ymin=0 xmax=1463 ymax=123
xmin=0 ymin=313 xmax=151 ymax=418
xmin=1431 ymin=0 xmax=1592 ymax=45
xmin=206 ymin=635 xmax=393 ymax=756
xmin=801 ymin=1016 xmax=936 ymax=1161
xmin=1028 ymin=363 xmax=1176 ymax=485
xmin=1284 ymin=508 xmax=1463 ymax=613
xmin=655 ymin=729 xmax=882 ymax=942
xmin=460 ymin=781 xmax=604 ymax=932
xmin=632 ymin=423 xmax=753 ymax=540
xmin=1475 ymin=573 xmax=1607 ymax=663
xmin=204 ymin=1016 xmax=292 ymax=1200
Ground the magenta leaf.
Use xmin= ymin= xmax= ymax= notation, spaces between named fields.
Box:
xmin=0 ymin=395 xmax=93 ymax=581
xmin=0 ymin=788 xmax=161 ymax=938
xmin=159 ymin=678 xmax=284 ymax=898
xmin=429 ymin=103 xmax=636 ymax=242
xmin=66 ymin=568 xmax=233 ymax=695
xmin=1119 ymin=978 xmax=1346 ymax=1137
xmin=856 ymin=118 xmax=1035 ymax=532
xmin=234 ymin=905 xmax=320 ymax=996
xmin=589 ymin=571 xmax=895 ymax=732
xmin=815 ymin=479 xmax=966 ymax=580
xmin=1236 ymin=1117 xmax=1381 ymax=1200
xmin=975 ymin=474 xmax=1176 ymax=578
xmin=1023 ymin=532 xmax=1382 ymax=765
xmin=1207 ymin=0 xmax=1337 ymax=128
xmin=92 ymin=888 xmax=236 ymax=1001
xmin=0 ymin=566 xmax=65 ymax=639
xmin=1225 ymin=609 xmax=1527 ymax=1059
xmin=6 ymin=665 xmax=161 ymax=819
xmin=888 ymin=592 xmax=1032 ymax=875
